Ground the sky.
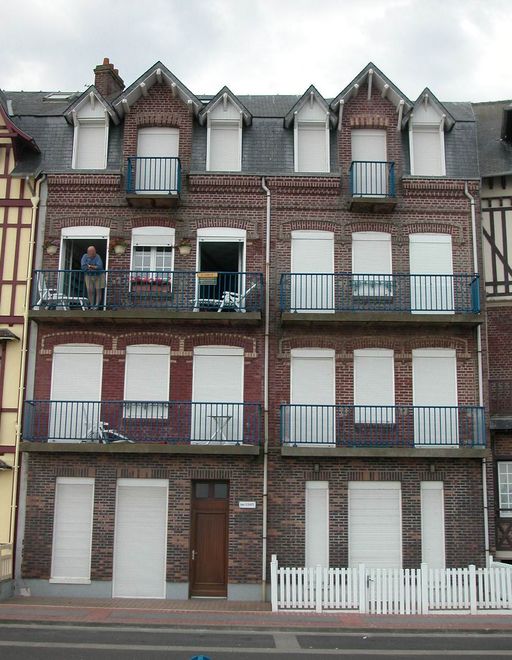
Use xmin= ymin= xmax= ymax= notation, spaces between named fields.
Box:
xmin=2 ymin=0 xmax=510 ymax=102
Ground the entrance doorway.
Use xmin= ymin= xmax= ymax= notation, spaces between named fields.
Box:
xmin=190 ymin=481 xmax=229 ymax=597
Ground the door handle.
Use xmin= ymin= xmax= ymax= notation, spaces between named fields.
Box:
xmin=191 ymin=549 xmax=197 ymax=561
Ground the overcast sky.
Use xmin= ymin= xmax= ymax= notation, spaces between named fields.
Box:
xmin=2 ymin=0 xmax=509 ymax=102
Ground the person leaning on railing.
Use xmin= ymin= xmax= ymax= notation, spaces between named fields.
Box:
xmin=81 ymin=246 xmax=105 ymax=310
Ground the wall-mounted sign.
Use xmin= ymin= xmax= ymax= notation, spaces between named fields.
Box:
xmin=239 ymin=501 xmax=256 ymax=509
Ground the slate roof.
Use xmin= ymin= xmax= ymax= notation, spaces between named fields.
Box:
xmin=472 ymin=100 xmax=512 ymax=177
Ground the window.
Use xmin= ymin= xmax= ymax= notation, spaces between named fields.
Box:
xmin=72 ymin=120 xmax=108 ymax=170
xmin=498 ymin=463 xmax=512 ymax=517
xmin=295 ymin=122 xmax=329 ymax=172
xmin=410 ymin=125 xmax=445 ymax=176
xmin=354 ymin=349 xmax=395 ymax=423
xmin=136 ymin=128 xmax=179 ymax=193
xmin=421 ymin=482 xmax=445 ymax=568
xmin=305 ymin=482 xmax=329 ymax=568
xmin=352 ymin=232 xmax=392 ymax=296
xmin=290 ymin=230 xmax=334 ymax=312
xmin=124 ymin=345 xmax=170 ymax=419
xmin=350 ymin=129 xmax=387 ymax=196
xmin=409 ymin=234 xmax=454 ymax=313
xmin=207 ymin=98 xmax=242 ymax=172
xmin=51 ymin=477 xmax=94 ymax=583
xmin=130 ymin=227 xmax=175 ymax=283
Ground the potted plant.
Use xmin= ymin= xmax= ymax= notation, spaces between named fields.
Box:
xmin=43 ymin=238 xmax=59 ymax=256
xmin=178 ymin=238 xmax=192 ymax=257
xmin=110 ymin=237 xmax=128 ymax=255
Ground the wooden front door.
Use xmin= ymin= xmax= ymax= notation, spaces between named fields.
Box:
xmin=190 ymin=481 xmax=229 ymax=597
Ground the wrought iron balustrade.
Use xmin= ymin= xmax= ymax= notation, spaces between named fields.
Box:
xmin=349 ymin=160 xmax=395 ymax=197
xmin=126 ymin=156 xmax=181 ymax=194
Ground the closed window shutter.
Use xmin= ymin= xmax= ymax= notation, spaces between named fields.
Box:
xmin=209 ymin=123 xmax=240 ymax=171
xmin=297 ymin=123 xmax=327 ymax=172
xmin=75 ymin=122 xmax=107 ymax=169
xmin=354 ymin=349 xmax=394 ymax=423
xmin=51 ymin=478 xmax=94 ymax=581
xmin=192 ymin=347 xmax=244 ymax=402
xmin=132 ymin=227 xmax=175 ymax=248
xmin=412 ymin=127 xmax=444 ymax=175
xmin=421 ymin=482 xmax=445 ymax=568
xmin=352 ymin=232 xmax=392 ymax=274
xmin=305 ymin=481 xmax=329 ymax=568
xmin=124 ymin=345 xmax=170 ymax=418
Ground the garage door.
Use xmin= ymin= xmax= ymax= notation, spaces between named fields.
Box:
xmin=348 ymin=482 xmax=402 ymax=568
xmin=113 ymin=479 xmax=168 ymax=598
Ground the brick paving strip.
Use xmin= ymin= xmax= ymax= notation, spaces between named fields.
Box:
xmin=2 ymin=597 xmax=512 ymax=631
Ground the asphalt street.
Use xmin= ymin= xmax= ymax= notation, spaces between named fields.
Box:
xmin=1 ymin=623 xmax=512 ymax=658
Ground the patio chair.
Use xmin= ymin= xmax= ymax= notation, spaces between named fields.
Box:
xmin=218 ymin=280 xmax=258 ymax=312
xmin=34 ymin=274 xmax=89 ymax=311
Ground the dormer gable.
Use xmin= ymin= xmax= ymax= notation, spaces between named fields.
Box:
xmin=64 ymin=86 xmax=119 ymax=125
xmin=198 ymin=87 xmax=252 ymax=126
xmin=407 ymin=89 xmax=453 ymax=176
xmin=284 ymin=85 xmax=333 ymax=128
xmin=407 ymin=88 xmax=455 ymax=131
xmin=112 ymin=61 xmax=203 ymax=118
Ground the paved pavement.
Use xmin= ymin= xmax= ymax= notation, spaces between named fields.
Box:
xmin=1 ymin=596 xmax=512 ymax=631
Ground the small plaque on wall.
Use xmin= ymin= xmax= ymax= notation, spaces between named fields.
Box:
xmin=239 ymin=501 xmax=256 ymax=509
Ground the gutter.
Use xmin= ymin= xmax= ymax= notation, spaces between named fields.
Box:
xmin=464 ymin=181 xmax=489 ymax=565
xmin=260 ymin=177 xmax=271 ymax=601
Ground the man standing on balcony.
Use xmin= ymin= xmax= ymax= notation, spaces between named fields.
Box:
xmin=81 ymin=246 xmax=105 ymax=310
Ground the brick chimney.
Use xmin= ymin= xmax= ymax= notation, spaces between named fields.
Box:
xmin=93 ymin=58 xmax=125 ymax=98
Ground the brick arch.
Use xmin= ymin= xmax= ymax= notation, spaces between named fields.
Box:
xmin=128 ymin=217 xmax=176 ymax=230
xmin=283 ymin=220 xmax=339 ymax=237
xmin=344 ymin=221 xmax=397 ymax=237
xmin=349 ymin=115 xmax=390 ymax=129
xmin=114 ymin=332 xmax=178 ymax=353
xmin=405 ymin=222 xmax=462 ymax=242
xmin=278 ymin=337 xmax=341 ymax=358
xmin=343 ymin=336 xmax=400 ymax=354
xmin=405 ymin=336 xmax=470 ymax=358
xmin=135 ymin=113 xmax=183 ymax=129
xmin=194 ymin=219 xmax=250 ymax=232
xmin=184 ymin=333 xmax=258 ymax=358
xmin=39 ymin=332 xmax=112 ymax=355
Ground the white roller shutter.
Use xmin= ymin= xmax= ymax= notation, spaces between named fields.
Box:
xmin=131 ymin=227 xmax=175 ymax=247
xmin=136 ymin=128 xmax=179 ymax=193
xmin=351 ymin=129 xmax=387 ymax=195
xmin=409 ymin=234 xmax=454 ymax=313
xmin=411 ymin=126 xmax=444 ymax=176
xmin=51 ymin=478 xmax=94 ymax=583
xmin=208 ymin=122 xmax=241 ymax=171
xmin=291 ymin=230 xmax=334 ymax=312
xmin=137 ymin=127 xmax=179 ymax=157
xmin=296 ymin=123 xmax=328 ymax=172
xmin=413 ymin=348 xmax=458 ymax=445
xmin=348 ymin=482 xmax=402 ymax=568
xmin=421 ymin=482 xmax=446 ymax=568
xmin=113 ymin=479 xmax=168 ymax=598
xmin=354 ymin=349 xmax=395 ymax=423
xmin=74 ymin=121 xmax=107 ymax=169
xmin=192 ymin=346 xmax=244 ymax=442
xmin=305 ymin=482 xmax=329 ymax=568
xmin=124 ymin=345 xmax=170 ymax=418
xmin=352 ymin=232 xmax=392 ymax=297
xmin=50 ymin=345 xmax=103 ymax=442
xmin=289 ymin=349 xmax=335 ymax=445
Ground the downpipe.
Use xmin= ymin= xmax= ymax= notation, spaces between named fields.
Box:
xmin=464 ymin=181 xmax=489 ymax=564
xmin=260 ymin=177 xmax=271 ymax=601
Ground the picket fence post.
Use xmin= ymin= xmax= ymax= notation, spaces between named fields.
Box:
xmin=270 ymin=554 xmax=278 ymax=612
xmin=469 ymin=564 xmax=477 ymax=615
xmin=358 ymin=564 xmax=366 ymax=613
xmin=315 ymin=564 xmax=323 ymax=613
xmin=420 ymin=563 xmax=429 ymax=614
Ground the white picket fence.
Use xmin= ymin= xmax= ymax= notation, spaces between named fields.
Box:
xmin=270 ymin=555 xmax=512 ymax=614
xmin=0 ymin=544 xmax=13 ymax=582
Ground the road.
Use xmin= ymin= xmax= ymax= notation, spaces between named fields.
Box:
xmin=0 ymin=622 xmax=512 ymax=658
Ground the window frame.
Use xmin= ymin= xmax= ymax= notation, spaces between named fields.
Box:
xmin=498 ymin=461 xmax=512 ymax=518
xmin=123 ymin=344 xmax=171 ymax=419
xmin=409 ymin=122 xmax=446 ymax=177
xmin=206 ymin=118 xmax=242 ymax=172
xmin=294 ymin=119 xmax=330 ymax=173
xmin=72 ymin=117 xmax=109 ymax=170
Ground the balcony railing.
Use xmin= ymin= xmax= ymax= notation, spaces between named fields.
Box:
xmin=490 ymin=380 xmax=512 ymax=416
xmin=349 ymin=161 xmax=395 ymax=197
xmin=280 ymin=404 xmax=486 ymax=448
xmin=126 ymin=157 xmax=181 ymax=195
xmin=280 ymin=273 xmax=480 ymax=314
xmin=23 ymin=400 xmax=262 ymax=446
xmin=31 ymin=270 xmax=263 ymax=313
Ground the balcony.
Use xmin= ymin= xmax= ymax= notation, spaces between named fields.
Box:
xmin=280 ymin=404 xmax=486 ymax=457
xmin=30 ymin=270 xmax=263 ymax=323
xmin=125 ymin=157 xmax=181 ymax=207
xmin=348 ymin=161 xmax=396 ymax=212
xmin=279 ymin=273 xmax=480 ymax=326
xmin=22 ymin=400 xmax=262 ymax=455
xmin=490 ymin=380 xmax=512 ymax=430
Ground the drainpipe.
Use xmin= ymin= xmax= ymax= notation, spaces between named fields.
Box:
xmin=464 ymin=181 xmax=489 ymax=564
xmin=260 ymin=177 xmax=271 ymax=601
xmin=9 ymin=174 xmax=44 ymax=545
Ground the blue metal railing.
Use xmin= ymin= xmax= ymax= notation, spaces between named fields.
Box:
xmin=279 ymin=273 xmax=480 ymax=314
xmin=349 ymin=160 xmax=395 ymax=197
xmin=23 ymin=400 xmax=262 ymax=446
xmin=31 ymin=270 xmax=263 ymax=312
xmin=280 ymin=404 xmax=486 ymax=448
xmin=126 ymin=157 xmax=181 ymax=194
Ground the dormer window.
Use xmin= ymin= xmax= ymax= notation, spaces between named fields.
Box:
xmin=207 ymin=98 xmax=242 ymax=172
xmin=409 ymin=93 xmax=449 ymax=176
xmin=72 ymin=119 xmax=109 ymax=170
xmin=294 ymin=99 xmax=330 ymax=173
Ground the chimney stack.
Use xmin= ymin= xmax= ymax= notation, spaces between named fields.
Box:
xmin=93 ymin=58 xmax=125 ymax=98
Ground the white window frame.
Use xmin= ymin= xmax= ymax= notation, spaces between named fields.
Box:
xmin=305 ymin=481 xmax=329 ymax=568
xmin=50 ymin=477 xmax=95 ymax=584
xmin=409 ymin=122 xmax=446 ymax=177
xmin=498 ymin=462 xmax=512 ymax=518
xmin=72 ymin=117 xmax=109 ymax=170
xmin=294 ymin=118 xmax=330 ymax=173
xmin=421 ymin=481 xmax=446 ymax=568
xmin=206 ymin=118 xmax=242 ymax=172
xmin=130 ymin=227 xmax=175 ymax=279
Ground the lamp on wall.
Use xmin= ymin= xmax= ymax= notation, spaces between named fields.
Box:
xmin=178 ymin=239 xmax=192 ymax=257
xmin=43 ymin=239 xmax=59 ymax=256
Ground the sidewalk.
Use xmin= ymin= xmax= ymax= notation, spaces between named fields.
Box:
xmin=1 ymin=596 xmax=512 ymax=631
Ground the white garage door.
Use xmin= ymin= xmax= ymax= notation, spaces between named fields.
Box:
xmin=113 ymin=479 xmax=168 ymax=598
xmin=348 ymin=482 xmax=402 ymax=568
